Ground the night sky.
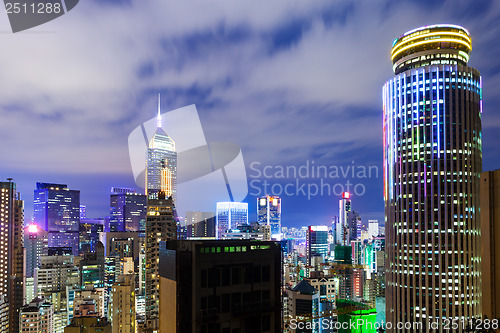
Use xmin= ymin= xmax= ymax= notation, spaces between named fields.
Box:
xmin=1 ymin=0 xmax=499 ymax=228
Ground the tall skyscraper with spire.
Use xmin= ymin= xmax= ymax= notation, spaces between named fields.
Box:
xmin=383 ymin=25 xmax=482 ymax=331
xmin=146 ymin=94 xmax=177 ymax=202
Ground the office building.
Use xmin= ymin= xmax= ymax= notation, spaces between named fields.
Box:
xmin=35 ymin=254 xmax=80 ymax=297
xmin=337 ymin=192 xmax=351 ymax=245
xmin=185 ymin=211 xmax=216 ymax=238
xmin=110 ymin=188 xmax=147 ymax=232
xmin=0 ymin=180 xmax=25 ymax=333
xmin=146 ymin=95 xmax=177 ymax=202
xmin=34 ymin=182 xmax=80 ymax=256
xmin=383 ymin=24 xmax=482 ymax=329
xmin=19 ymin=297 xmax=54 ymax=333
xmin=306 ymin=226 xmax=329 ymax=265
xmin=257 ymin=196 xmax=282 ymax=240
xmin=25 ymin=224 xmax=49 ymax=278
xmin=109 ymin=275 xmax=136 ymax=333
xmin=145 ymin=193 xmax=176 ymax=330
xmin=480 ymin=170 xmax=500 ymax=322
xmin=367 ymin=220 xmax=378 ymax=239
xmin=158 ymin=240 xmax=282 ymax=332
xmin=80 ymin=242 xmax=105 ymax=288
xmin=79 ymin=222 xmax=103 ymax=254
xmin=216 ymin=202 xmax=248 ymax=238
xmin=67 ymin=286 xmax=107 ymax=326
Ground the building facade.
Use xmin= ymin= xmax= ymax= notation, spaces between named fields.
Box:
xmin=110 ymin=188 xmax=147 ymax=232
xmin=306 ymin=226 xmax=329 ymax=265
xmin=216 ymin=202 xmax=248 ymax=238
xmin=145 ymin=193 xmax=177 ymax=330
xmin=158 ymin=240 xmax=282 ymax=333
xmin=257 ymin=196 xmax=282 ymax=240
xmin=34 ymin=183 xmax=80 ymax=256
xmin=0 ymin=180 xmax=25 ymax=333
xmin=146 ymin=96 xmax=177 ymax=202
xmin=383 ymin=24 xmax=482 ymax=330
xmin=109 ymin=275 xmax=136 ymax=333
xmin=480 ymin=170 xmax=500 ymax=323
xmin=20 ymin=298 xmax=54 ymax=333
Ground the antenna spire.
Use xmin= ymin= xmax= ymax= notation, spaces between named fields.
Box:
xmin=157 ymin=93 xmax=162 ymax=128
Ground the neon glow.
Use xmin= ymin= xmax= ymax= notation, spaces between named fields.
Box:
xmin=391 ymin=38 xmax=472 ymax=61
xmin=28 ymin=224 xmax=38 ymax=233
xmin=392 ymin=31 xmax=472 ymax=56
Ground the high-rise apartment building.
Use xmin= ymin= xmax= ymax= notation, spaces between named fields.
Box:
xmin=480 ymin=170 xmax=500 ymax=323
xmin=146 ymin=95 xmax=177 ymax=202
xmin=110 ymin=187 xmax=147 ymax=232
xmin=383 ymin=24 xmax=482 ymax=330
xmin=257 ymin=196 xmax=282 ymax=240
xmin=145 ymin=193 xmax=176 ymax=330
xmin=109 ymin=275 xmax=136 ymax=333
xmin=215 ymin=202 xmax=248 ymax=238
xmin=20 ymin=297 xmax=54 ymax=333
xmin=34 ymin=183 xmax=80 ymax=256
xmin=0 ymin=180 xmax=25 ymax=333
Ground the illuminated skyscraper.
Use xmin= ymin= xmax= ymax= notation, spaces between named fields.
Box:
xmin=215 ymin=202 xmax=248 ymax=238
xmin=110 ymin=187 xmax=147 ymax=232
xmin=0 ymin=180 xmax=24 ymax=333
xmin=306 ymin=225 xmax=329 ymax=265
xmin=145 ymin=192 xmax=176 ymax=330
xmin=383 ymin=25 xmax=482 ymax=330
xmin=146 ymin=95 xmax=177 ymax=202
xmin=257 ymin=196 xmax=282 ymax=240
xmin=34 ymin=182 xmax=80 ymax=256
xmin=24 ymin=224 xmax=48 ymax=278
xmin=337 ymin=192 xmax=351 ymax=246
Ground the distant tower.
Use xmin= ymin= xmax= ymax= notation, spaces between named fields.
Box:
xmin=145 ymin=94 xmax=177 ymax=202
xmin=110 ymin=187 xmax=147 ymax=232
xmin=337 ymin=192 xmax=351 ymax=246
xmin=384 ymin=24 xmax=482 ymax=330
xmin=215 ymin=202 xmax=248 ymax=238
xmin=33 ymin=182 xmax=80 ymax=256
xmin=257 ymin=196 xmax=282 ymax=240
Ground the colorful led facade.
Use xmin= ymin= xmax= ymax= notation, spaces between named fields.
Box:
xmin=383 ymin=25 xmax=482 ymax=330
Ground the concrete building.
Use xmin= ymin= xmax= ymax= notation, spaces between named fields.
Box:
xmin=109 ymin=275 xmax=136 ymax=333
xmin=158 ymin=240 xmax=282 ymax=332
xmin=145 ymin=193 xmax=176 ymax=330
xmin=19 ymin=297 xmax=54 ymax=333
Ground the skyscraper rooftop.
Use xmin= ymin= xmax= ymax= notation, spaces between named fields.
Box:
xmin=391 ymin=24 xmax=472 ymax=74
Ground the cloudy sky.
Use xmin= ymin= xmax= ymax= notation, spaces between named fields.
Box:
xmin=1 ymin=0 xmax=500 ymax=228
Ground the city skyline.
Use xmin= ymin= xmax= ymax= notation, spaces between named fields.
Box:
xmin=2 ymin=0 xmax=500 ymax=230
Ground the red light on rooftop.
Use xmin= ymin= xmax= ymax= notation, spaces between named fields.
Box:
xmin=342 ymin=192 xmax=350 ymax=199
